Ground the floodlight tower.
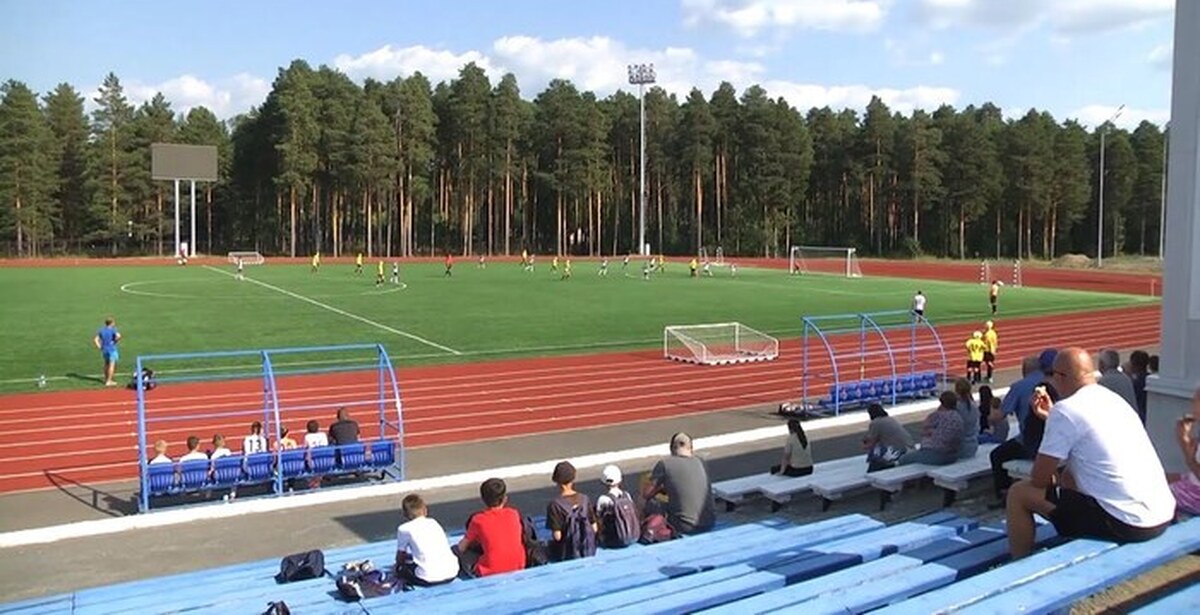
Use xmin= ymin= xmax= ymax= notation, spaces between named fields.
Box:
xmin=1097 ymin=104 xmax=1124 ymax=268
xmin=628 ymin=63 xmax=656 ymax=256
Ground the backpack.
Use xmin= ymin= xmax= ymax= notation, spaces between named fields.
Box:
xmin=335 ymin=566 xmax=400 ymax=601
xmin=262 ymin=602 xmax=290 ymax=615
xmin=553 ymin=495 xmax=597 ymax=561
xmin=521 ymin=514 xmax=549 ymax=568
xmin=640 ymin=513 xmax=675 ymax=544
xmin=599 ymin=491 xmax=640 ymax=548
xmin=275 ymin=549 xmax=325 ymax=583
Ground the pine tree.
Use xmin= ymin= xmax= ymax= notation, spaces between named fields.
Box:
xmin=0 ymin=81 xmax=56 ymax=256
xmin=43 ymin=83 xmax=91 ymax=250
xmin=89 ymin=72 xmax=137 ymax=253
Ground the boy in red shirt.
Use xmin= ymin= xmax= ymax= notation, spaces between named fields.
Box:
xmin=455 ymin=478 xmax=525 ymax=577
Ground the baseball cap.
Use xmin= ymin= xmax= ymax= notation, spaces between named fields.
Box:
xmin=552 ymin=460 xmax=576 ymax=485
xmin=601 ymin=464 xmax=622 ymax=485
xmin=1038 ymin=349 xmax=1059 ymax=374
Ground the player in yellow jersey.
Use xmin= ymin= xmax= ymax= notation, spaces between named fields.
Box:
xmin=520 ymin=249 xmax=529 ymax=269
xmin=689 ymin=257 xmax=698 ymax=277
xmin=989 ymin=280 xmax=1002 ymax=315
xmin=560 ymin=258 xmax=572 ymax=280
xmin=982 ymin=321 xmax=999 ymax=383
xmin=311 ymin=252 xmax=321 ymax=273
xmin=551 ymin=256 xmax=559 ymax=273
xmin=375 ymin=260 xmax=385 ymax=286
xmin=965 ymin=331 xmax=987 ymax=384
xmin=354 ymin=252 xmax=364 ymax=275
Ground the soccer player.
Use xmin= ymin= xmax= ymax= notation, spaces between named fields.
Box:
xmin=391 ymin=262 xmax=400 ymax=285
xmin=965 ymin=331 xmax=987 ymax=385
xmin=376 ymin=260 xmax=385 ymax=286
xmin=551 ymin=256 xmax=559 ymax=273
xmin=94 ymin=317 xmax=122 ymax=387
xmin=311 ymin=252 xmax=321 ymax=273
xmin=983 ymin=321 xmax=999 ymax=383
xmin=598 ymin=258 xmax=608 ymax=276
xmin=176 ymin=245 xmax=188 ymax=266
xmin=354 ymin=252 xmax=364 ymax=275
xmin=527 ymin=253 xmax=535 ymax=272
xmin=520 ymin=249 xmax=529 ymax=269
xmin=641 ymin=260 xmax=650 ymax=281
xmin=730 ymin=263 xmax=738 ymax=277
xmin=989 ymin=280 xmax=1002 ymax=315
xmin=561 ymin=258 xmax=572 ymax=280
xmin=689 ymin=258 xmax=698 ymax=278
xmin=444 ymin=253 xmax=454 ymax=277
xmin=235 ymin=258 xmax=245 ymax=281
xmin=622 ymin=253 xmax=630 ymax=272
xmin=656 ymin=254 xmax=665 ymax=273
xmin=478 ymin=254 xmax=486 ymax=269
xmin=702 ymin=261 xmax=713 ymax=277
xmin=912 ymin=290 xmax=927 ymax=320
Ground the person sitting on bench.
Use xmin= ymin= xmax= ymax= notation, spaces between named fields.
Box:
xmin=897 ymin=391 xmax=963 ymax=466
xmin=863 ymin=403 xmax=913 ymax=472
xmin=770 ymin=419 xmax=813 ymax=477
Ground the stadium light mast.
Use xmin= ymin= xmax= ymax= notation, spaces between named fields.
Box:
xmin=628 ymin=63 xmax=656 ymax=256
xmin=1097 ymin=104 xmax=1124 ymax=268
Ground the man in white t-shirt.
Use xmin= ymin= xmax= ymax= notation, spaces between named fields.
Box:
xmin=179 ymin=436 xmax=209 ymax=462
xmin=394 ymin=494 xmax=458 ymax=588
xmin=911 ymin=290 xmax=927 ymax=319
xmin=1006 ymin=347 xmax=1175 ymax=559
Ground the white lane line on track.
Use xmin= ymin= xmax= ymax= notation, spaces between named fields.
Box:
xmin=202 ymin=265 xmax=461 ymax=355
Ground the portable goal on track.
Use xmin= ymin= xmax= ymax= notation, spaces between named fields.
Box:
xmin=663 ymin=322 xmax=779 ymax=365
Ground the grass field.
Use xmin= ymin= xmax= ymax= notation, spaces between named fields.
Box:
xmin=0 ymin=259 xmax=1157 ymax=391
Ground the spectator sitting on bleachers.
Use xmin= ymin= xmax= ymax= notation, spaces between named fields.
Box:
xmin=989 ymin=351 xmax=1058 ymax=508
xmin=455 ymin=478 xmax=525 ymax=578
xmin=304 ymin=420 xmax=328 ymax=448
xmin=1097 ymin=349 xmax=1139 ymax=417
xmin=979 ymin=397 xmax=1009 ymax=444
xmin=898 ymin=391 xmax=964 ymax=467
xmin=546 ymin=461 xmax=598 ymax=562
xmin=1006 ymin=347 xmax=1175 ymax=559
xmin=210 ymin=434 xmax=232 ymax=459
xmin=954 ymin=378 xmax=980 ymax=460
xmin=328 ymin=406 xmax=360 ymax=445
xmin=1168 ymin=387 xmax=1200 ymax=516
xmin=149 ymin=439 xmax=172 ymax=464
xmin=595 ymin=464 xmax=640 ymax=548
xmin=242 ymin=421 xmax=267 ymax=454
xmin=770 ymin=419 xmax=813 ymax=477
xmin=977 ymin=385 xmax=995 ymax=433
xmin=642 ymin=432 xmax=716 ymax=535
xmin=1126 ymin=350 xmax=1151 ymax=422
xmin=179 ymin=436 xmax=207 ymax=462
xmin=394 ymin=493 xmax=458 ymax=589
xmin=863 ymin=403 xmax=913 ymax=472
xmin=275 ymin=426 xmax=297 ymax=451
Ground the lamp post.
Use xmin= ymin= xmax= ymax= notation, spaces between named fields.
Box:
xmin=628 ymin=63 xmax=656 ymax=256
xmin=1159 ymin=122 xmax=1169 ymax=260
xmin=1097 ymin=104 xmax=1124 ymax=268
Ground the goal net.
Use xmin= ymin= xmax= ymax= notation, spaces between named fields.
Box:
xmin=789 ymin=246 xmax=863 ymax=277
xmin=699 ymin=246 xmax=728 ymax=266
xmin=663 ymin=322 xmax=779 ymax=365
xmin=228 ymin=251 xmax=265 ymax=265
xmin=980 ymin=259 xmax=1022 ymax=287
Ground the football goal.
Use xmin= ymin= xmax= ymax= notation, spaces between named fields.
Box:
xmin=789 ymin=246 xmax=863 ymax=277
xmin=698 ymin=246 xmax=728 ymax=266
xmin=663 ymin=322 xmax=779 ymax=365
xmin=227 ymin=250 xmax=265 ymax=265
xmin=979 ymin=259 xmax=1022 ymax=287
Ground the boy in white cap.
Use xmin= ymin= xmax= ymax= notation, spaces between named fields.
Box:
xmin=596 ymin=464 xmax=640 ymax=548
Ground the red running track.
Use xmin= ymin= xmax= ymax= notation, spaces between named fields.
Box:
xmin=0 ymin=303 xmax=1159 ymax=494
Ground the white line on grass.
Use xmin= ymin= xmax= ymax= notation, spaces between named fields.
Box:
xmin=202 ymin=265 xmax=461 ymax=355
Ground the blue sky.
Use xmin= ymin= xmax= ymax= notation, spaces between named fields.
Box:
xmin=0 ymin=0 xmax=1175 ymax=128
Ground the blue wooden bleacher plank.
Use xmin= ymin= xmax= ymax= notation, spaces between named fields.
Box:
xmin=932 ymin=523 xmax=1060 ymax=580
xmin=0 ymin=594 xmax=73 ymax=615
xmin=873 ymin=538 xmax=1118 ymax=614
xmin=361 ymin=518 xmax=795 ymax=611
xmin=1131 ymin=583 xmax=1200 ymax=613
xmin=903 ymin=527 xmax=1007 ymax=563
xmin=430 ymin=516 xmax=884 ymax=615
xmin=799 ymin=561 xmax=958 ymax=613
xmin=698 ymin=554 xmax=928 ymax=614
xmin=954 ymin=518 xmax=1200 ymax=615
xmin=810 ymin=522 xmax=959 ymax=561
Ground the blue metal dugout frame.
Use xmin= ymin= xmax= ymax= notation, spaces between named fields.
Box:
xmin=800 ymin=310 xmax=948 ymax=415
xmin=134 ymin=343 xmax=405 ymax=512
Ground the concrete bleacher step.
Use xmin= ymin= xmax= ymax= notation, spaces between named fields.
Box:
xmin=389 ymin=515 xmax=885 ymax=614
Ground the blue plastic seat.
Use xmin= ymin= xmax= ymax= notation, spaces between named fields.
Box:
xmin=370 ymin=440 xmax=395 ymax=468
xmin=279 ymin=449 xmax=308 ymax=479
xmin=147 ymin=463 xmax=177 ymax=495
xmin=337 ymin=443 xmax=367 ymax=471
xmin=211 ymin=456 xmax=244 ymax=487
xmin=179 ymin=460 xmax=211 ymax=490
xmin=244 ymin=452 xmax=273 ymax=482
xmin=309 ymin=446 xmax=336 ymax=474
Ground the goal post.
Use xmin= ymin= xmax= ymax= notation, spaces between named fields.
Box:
xmin=228 ymin=251 xmax=264 ymax=265
xmin=789 ymin=246 xmax=863 ymax=277
xmin=663 ymin=322 xmax=779 ymax=365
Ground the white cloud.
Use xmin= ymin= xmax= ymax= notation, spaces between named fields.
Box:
xmin=1147 ymin=42 xmax=1172 ymax=71
xmin=912 ymin=0 xmax=1172 ymax=34
xmin=681 ymin=0 xmax=889 ymax=36
xmin=88 ymin=73 xmax=270 ymax=119
xmin=929 ymin=51 xmax=945 ymax=65
xmin=332 ymin=44 xmax=496 ymax=84
xmin=761 ymin=81 xmax=959 ymax=114
xmin=1068 ymin=104 xmax=1169 ymax=130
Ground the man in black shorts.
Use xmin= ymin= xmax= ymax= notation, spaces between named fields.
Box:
xmin=1005 ymin=348 xmax=1175 ymax=559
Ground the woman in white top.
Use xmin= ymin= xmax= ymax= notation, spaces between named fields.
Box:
xmin=1169 ymin=387 xmax=1200 ymax=515
xmin=770 ymin=419 xmax=813 ymax=477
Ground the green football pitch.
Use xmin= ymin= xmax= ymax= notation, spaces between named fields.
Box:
xmin=0 ymin=260 xmax=1156 ymax=391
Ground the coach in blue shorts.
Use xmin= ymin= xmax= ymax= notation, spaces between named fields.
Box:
xmin=93 ymin=317 xmax=122 ymax=387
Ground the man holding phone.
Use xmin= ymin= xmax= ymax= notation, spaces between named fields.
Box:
xmin=1005 ymin=347 xmax=1175 ymax=559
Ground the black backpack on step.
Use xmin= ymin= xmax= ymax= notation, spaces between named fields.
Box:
xmin=275 ymin=550 xmax=325 ymax=583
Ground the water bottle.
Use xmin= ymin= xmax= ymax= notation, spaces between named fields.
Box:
xmin=37 ymin=374 xmax=47 ymax=389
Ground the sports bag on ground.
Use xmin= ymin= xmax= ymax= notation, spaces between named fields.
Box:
xmin=640 ymin=513 xmax=675 ymax=544
xmin=275 ymin=549 xmax=325 ymax=583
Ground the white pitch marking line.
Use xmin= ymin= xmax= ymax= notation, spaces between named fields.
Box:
xmin=202 ymin=265 xmax=462 ymax=355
